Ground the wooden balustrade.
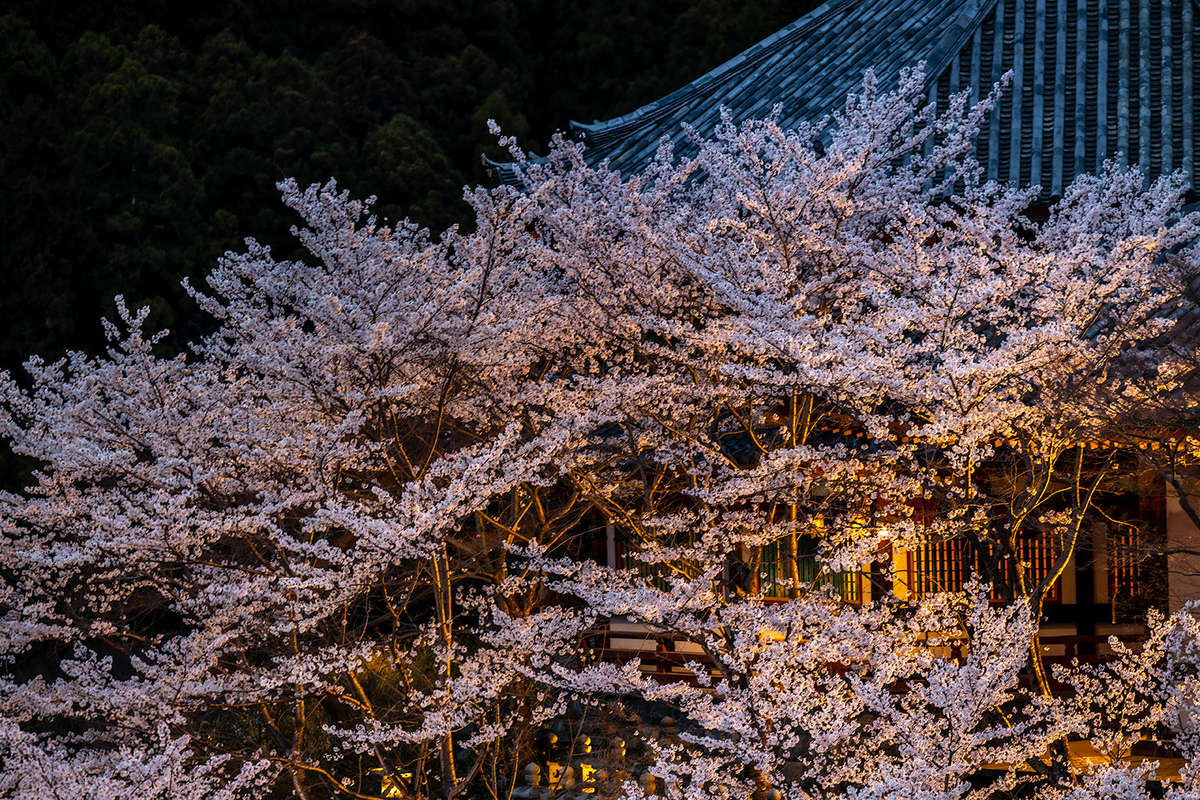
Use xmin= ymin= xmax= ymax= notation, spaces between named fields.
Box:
xmin=579 ymin=626 xmax=1147 ymax=688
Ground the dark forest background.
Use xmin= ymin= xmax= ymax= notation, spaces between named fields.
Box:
xmin=0 ymin=0 xmax=821 ymax=372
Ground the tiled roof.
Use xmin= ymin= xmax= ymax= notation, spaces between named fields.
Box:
xmin=497 ymin=0 xmax=1200 ymax=198
xmin=935 ymin=0 xmax=1197 ymax=197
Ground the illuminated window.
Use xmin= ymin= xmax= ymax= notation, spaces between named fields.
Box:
xmin=1002 ymin=534 xmax=1062 ymax=603
xmin=612 ymin=532 xmax=701 ymax=589
xmin=1109 ymin=525 xmax=1144 ymax=602
xmin=907 ymin=537 xmax=971 ymax=597
xmin=906 ymin=534 xmax=1061 ymax=602
xmin=760 ymin=535 xmax=863 ymax=603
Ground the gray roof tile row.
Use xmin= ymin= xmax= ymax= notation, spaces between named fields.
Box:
xmin=934 ymin=0 xmax=1199 ymax=197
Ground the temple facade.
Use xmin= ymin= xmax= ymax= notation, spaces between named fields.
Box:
xmin=504 ymin=0 xmax=1200 ymax=678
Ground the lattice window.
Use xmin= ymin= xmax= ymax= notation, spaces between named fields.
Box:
xmin=907 ymin=537 xmax=972 ymax=598
xmin=1109 ymin=525 xmax=1144 ymax=602
xmin=907 ymin=534 xmax=1061 ymax=602
xmin=1005 ymin=534 xmax=1062 ymax=603
xmin=612 ymin=533 xmax=700 ymax=590
xmin=759 ymin=535 xmax=863 ymax=603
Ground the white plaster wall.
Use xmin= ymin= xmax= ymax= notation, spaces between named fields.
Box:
xmin=1092 ymin=522 xmax=1109 ymax=604
xmin=1059 ymin=550 xmax=1076 ymax=604
xmin=1167 ymin=492 xmax=1200 ymax=612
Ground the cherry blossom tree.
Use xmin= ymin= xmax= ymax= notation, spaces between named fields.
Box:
xmin=2 ymin=65 xmax=1200 ymax=800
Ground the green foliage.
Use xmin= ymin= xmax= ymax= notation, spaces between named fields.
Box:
xmin=0 ymin=0 xmax=821 ymax=370
xmin=366 ymin=113 xmax=464 ymax=227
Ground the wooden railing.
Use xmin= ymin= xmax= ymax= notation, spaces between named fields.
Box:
xmin=580 ymin=626 xmax=1146 ymax=688
xmin=581 ymin=628 xmax=718 ymax=685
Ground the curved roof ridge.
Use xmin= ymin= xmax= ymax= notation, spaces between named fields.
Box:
xmin=922 ymin=0 xmax=999 ymax=85
xmin=568 ymin=0 xmax=858 ymax=137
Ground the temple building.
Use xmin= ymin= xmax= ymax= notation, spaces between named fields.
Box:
xmin=504 ymin=0 xmax=1200 ymax=680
